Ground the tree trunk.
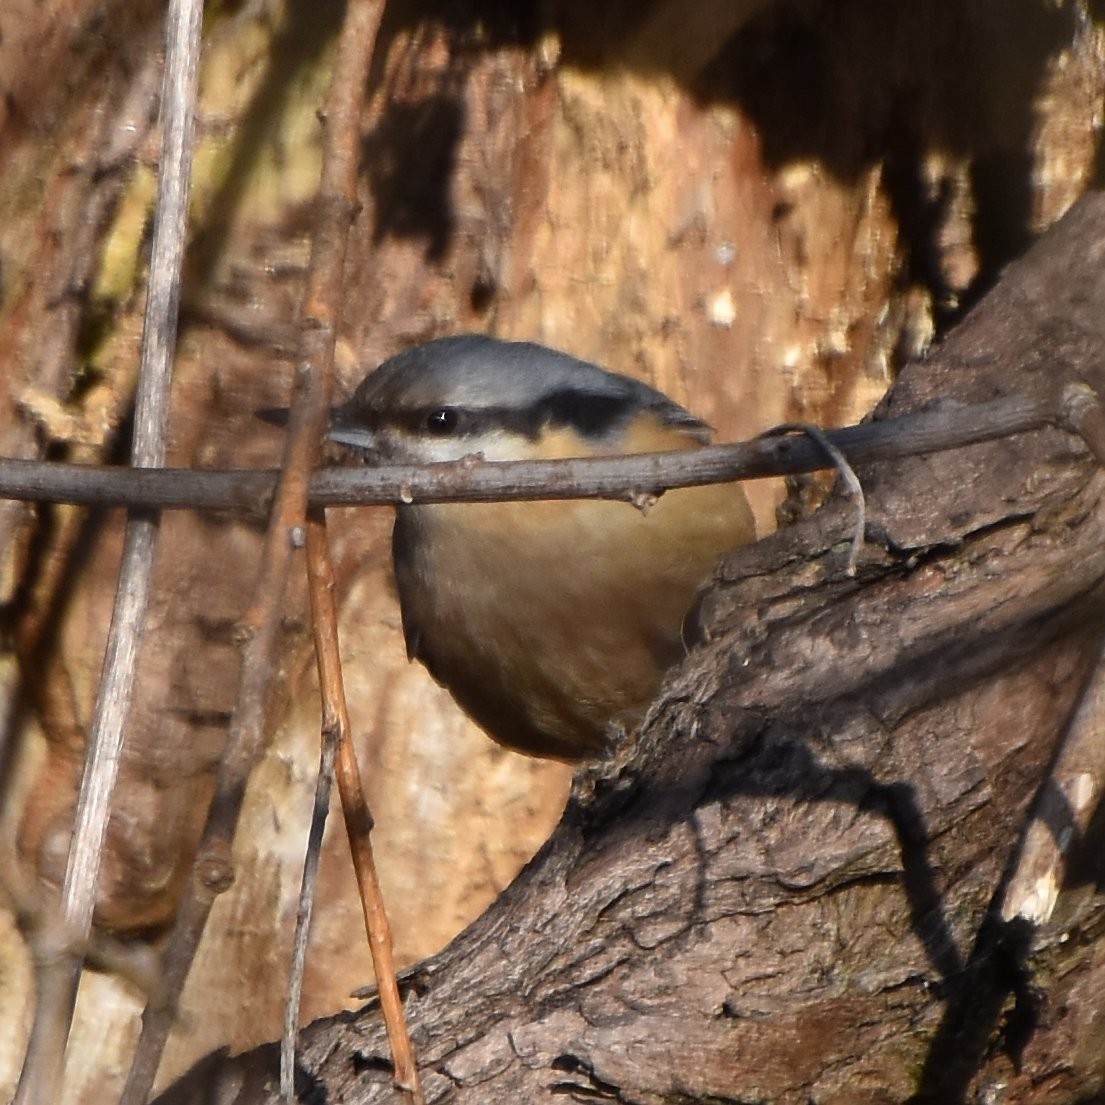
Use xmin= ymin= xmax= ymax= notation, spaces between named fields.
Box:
xmin=154 ymin=194 xmax=1105 ymax=1104
xmin=3 ymin=2 xmax=1105 ymax=1100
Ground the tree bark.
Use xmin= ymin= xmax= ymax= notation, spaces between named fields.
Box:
xmin=154 ymin=194 xmax=1105 ymax=1104
xmin=4 ymin=2 xmax=1105 ymax=1100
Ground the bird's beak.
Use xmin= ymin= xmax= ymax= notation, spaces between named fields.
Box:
xmin=326 ymin=402 xmax=377 ymax=453
xmin=256 ymin=404 xmax=377 ymax=453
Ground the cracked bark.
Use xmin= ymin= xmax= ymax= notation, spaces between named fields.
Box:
xmin=156 ymin=195 xmax=1105 ymax=1105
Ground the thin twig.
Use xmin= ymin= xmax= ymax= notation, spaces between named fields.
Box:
xmin=120 ymin=2 xmax=385 ymax=1101
xmin=0 ymin=391 xmax=1080 ymax=513
xmin=306 ymin=509 xmax=426 ymax=1101
xmin=284 ymin=0 xmax=421 ymax=1096
xmin=281 ymin=715 xmax=339 ymax=1102
xmin=12 ymin=1 xmax=202 ymax=1101
xmin=761 ymin=422 xmax=867 ymax=575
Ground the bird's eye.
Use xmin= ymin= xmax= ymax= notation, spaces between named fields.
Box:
xmin=425 ymin=408 xmax=459 ymax=435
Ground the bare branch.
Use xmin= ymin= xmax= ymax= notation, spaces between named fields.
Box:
xmin=307 ymin=509 xmax=426 ymax=1102
xmin=0 ymin=391 xmax=1074 ymax=514
xmin=13 ymin=0 xmax=202 ymax=1100
xmin=281 ymin=716 xmax=338 ymax=1102
xmin=283 ymin=0 xmax=422 ymax=1099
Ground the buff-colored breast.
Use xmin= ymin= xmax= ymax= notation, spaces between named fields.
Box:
xmin=393 ymin=415 xmax=754 ymax=759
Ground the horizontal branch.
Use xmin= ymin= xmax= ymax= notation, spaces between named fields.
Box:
xmin=0 ymin=391 xmax=1074 ymax=513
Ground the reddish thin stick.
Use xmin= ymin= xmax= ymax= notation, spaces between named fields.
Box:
xmin=271 ymin=0 xmax=421 ymax=1090
xmin=305 ymin=509 xmax=425 ymax=1101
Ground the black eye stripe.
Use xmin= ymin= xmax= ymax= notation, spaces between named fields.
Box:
xmin=358 ymin=391 xmax=641 ymax=441
xmin=367 ymin=406 xmax=490 ymax=438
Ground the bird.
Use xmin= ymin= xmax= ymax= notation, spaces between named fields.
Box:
xmin=326 ymin=334 xmax=755 ymax=761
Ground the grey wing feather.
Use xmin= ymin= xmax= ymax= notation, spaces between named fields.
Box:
xmin=651 ymin=397 xmax=713 ymax=442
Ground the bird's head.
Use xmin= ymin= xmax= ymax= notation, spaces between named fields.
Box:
xmin=327 ymin=334 xmax=712 ymax=465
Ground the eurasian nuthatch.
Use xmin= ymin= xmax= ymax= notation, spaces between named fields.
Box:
xmin=327 ymin=334 xmax=755 ymax=760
